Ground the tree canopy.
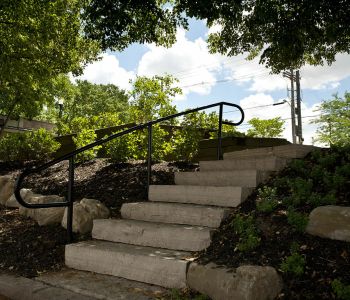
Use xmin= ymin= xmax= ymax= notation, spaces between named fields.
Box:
xmin=313 ymin=92 xmax=350 ymax=147
xmin=83 ymin=0 xmax=350 ymax=73
xmin=0 ymin=0 xmax=99 ymax=128
xmin=247 ymin=117 xmax=285 ymax=138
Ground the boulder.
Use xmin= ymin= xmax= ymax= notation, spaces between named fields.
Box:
xmin=62 ymin=199 xmax=110 ymax=234
xmin=19 ymin=194 xmax=65 ymax=226
xmin=187 ymin=263 xmax=282 ymax=300
xmin=5 ymin=189 xmax=34 ymax=208
xmin=306 ymin=205 xmax=350 ymax=242
xmin=0 ymin=176 xmax=15 ymax=205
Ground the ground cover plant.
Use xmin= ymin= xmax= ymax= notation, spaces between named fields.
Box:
xmin=198 ymin=145 xmax=350 ymax=299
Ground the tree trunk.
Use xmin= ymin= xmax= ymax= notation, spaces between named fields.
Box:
xmin=0 ymin=99 xmax=18 ymax=138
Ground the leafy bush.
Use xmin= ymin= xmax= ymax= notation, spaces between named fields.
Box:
xmin=256 ymin=186 xmax=279 ymax=213
xmin=307 ymin=192 xmax=337 ymax=207
xmin=232 ymin=215 xmax=261 ymax=252
xmin=0 ymin=129 xmax=60 ymax=162
xmin=280 ymin=243 xmax=306 ymax=277
xmin=72 ymin=129 xmax=101 ymax=162
xmin=287 ymin=208 xmax=308 ymax=233
xmin=287 ymin=177 xmax=313 ymax=206
xmin=332 ymin=279 xmax=350 ymax=300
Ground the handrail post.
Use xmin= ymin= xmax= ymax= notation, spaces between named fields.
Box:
xmin=147 ymin=124 xmax=152 ymax=200
xmin=217 ymin=103 xmax=224 ymax=160
xmin=67 ymin=156 xmax=74 ymax=243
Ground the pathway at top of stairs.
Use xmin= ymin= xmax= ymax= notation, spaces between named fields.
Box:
xmin=65 ymin=144 xmax=317 ymax=290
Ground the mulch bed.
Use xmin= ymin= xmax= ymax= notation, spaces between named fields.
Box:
xmin=0 ymin=159 xmax=197 ymax=278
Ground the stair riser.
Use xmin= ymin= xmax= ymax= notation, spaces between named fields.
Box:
xmin=200 ymin=158 xmax=288 ymax=172
xmin=66 ymin=243 xmax=189 ymax=288
xmin=121 ymin=203 xmax=230 ymax=228
xmin=92 ymin=220 xmax=212 ymax=251
xmin=149 ymin=185 xmax=252 ymax=207
xmin=174 ymin=171 xmax=270 ymax=187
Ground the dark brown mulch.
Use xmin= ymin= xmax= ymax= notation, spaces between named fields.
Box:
xmin=0 ymin=159 xmax=197 ymax=278
xmin=198 ymin=191 xmax=350 ymax=299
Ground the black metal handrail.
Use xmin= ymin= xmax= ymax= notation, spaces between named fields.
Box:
xmin=15 ymin=101 xmax=244 ymax=242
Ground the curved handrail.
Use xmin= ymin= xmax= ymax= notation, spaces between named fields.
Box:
xmin=14 ymin=101 xmax=244 ymax=240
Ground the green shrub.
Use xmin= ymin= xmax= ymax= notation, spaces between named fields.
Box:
xmin=288 ymin=177 xmax=313 ymax=206
xmin=232 ymin=215 xmax=261 ymax=252
xmin=287 ymin=208 xmax=308 ymax=233
xmin=280 ymin=244 xmax=305 ymax=277
xmin=307 ymin=192 xmax=337 ymax=207
xmin=332 ymin=279 xmax=350 ymax=300
xmin=0 ymin=129 xmax=60 ymax=162
xmin=72 ymin=129 xmax=101 ymax=162
xmin=256 ymin=186 xmax=279 ymax=213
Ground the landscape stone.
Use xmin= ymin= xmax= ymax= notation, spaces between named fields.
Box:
xmin=306 ymin=205 xmax=350 ymax=242
xmin=187 ymin=263 xmax=282 ymax=300
xmin=0 ymin=175 xmax=15 ymax=205
xmin=62 ymin=199 xmax=110 ymax=234
xmin=19 ymin=194 xmax=65 ymax=225
xmin=6 ymin=188 xmax=34 ymax=208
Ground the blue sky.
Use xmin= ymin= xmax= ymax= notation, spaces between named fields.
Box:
xmin=76 ymin=19 xmax=350 ymax=145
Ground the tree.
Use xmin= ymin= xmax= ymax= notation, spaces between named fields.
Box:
xmin=83 ymin=1 xmax=350 ymax=73
xmin=313 ymin=92 xmax=350 ymax=146
xmin=0 ymin=0 xmax=99 ymax=135
xmin=128 ymin=75 xmax=180 ymax=124
xmin=247 ymin=117 xmax=285 ymax=138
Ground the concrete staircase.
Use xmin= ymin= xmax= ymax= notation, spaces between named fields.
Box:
xmin=65 ymin=144 xmax=315 ymax=289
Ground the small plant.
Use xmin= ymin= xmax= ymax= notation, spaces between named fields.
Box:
xmin=256 ymin=186 xmax=279 ymax=213
xmin=307 ymin=192 xmax=337 ymax=207
xmin=287 ymin=208 xmax=308 ymax=233
xmin=280 ymin=243 xmax=306 ymax=277
xmin=332 ymin=279 xmax=350 ymax=300
xmin=169 ymin=289 xmax=210 ymax=300
xmin=288 ymin=177 xmax=313 ymax=207
xmin=232 ymin=215 xmax=261 ymax=252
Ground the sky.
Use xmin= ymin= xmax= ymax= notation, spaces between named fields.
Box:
xmin=75 ymin=19 xmax=350 ymax=146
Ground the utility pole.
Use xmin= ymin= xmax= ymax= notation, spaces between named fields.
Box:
xmin=295 ymin=70 xmax=303 ymax=144
xmin=283 ymin=70 xmax=297 ymax=144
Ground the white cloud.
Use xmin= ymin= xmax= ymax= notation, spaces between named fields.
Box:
xmin=73 ymin=53 xmax=135 ymax=90
xmin=232 ymin=93 xmax=322 ymax=145
xmin=137 ymin=29 xmax=222 ymax=100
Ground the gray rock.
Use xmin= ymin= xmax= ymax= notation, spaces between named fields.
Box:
xmin=6 ymin=188 xmax=34 ymax=208
xmin=62 ymin=199 xmax=110 ymax=234
xmin=187 ymin=263 xmax=282 ymax=300
xmin=0 ymin=175 xmax=14 ymax=205
xmin=306 ymin=205 xmax=350 ymax=242
xmin=19 ymin=194 xmax=65 ymax=226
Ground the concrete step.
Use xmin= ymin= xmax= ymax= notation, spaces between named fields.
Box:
xmin=65 ymin=240 xmax=191 ymax=288
xmin=149 ymin=185 xmax=253 ymax=207
xmin=92 ymin=219 xmax=213 ymax=251
xmin=121 ymin=202 xmax=230 ymax=228
xmin=200 ymin=156 xmax=289 ymax=172
xmin=175 ymin=170 xmax=270 ymax=187
xmin=224 ymin=144 xmax=316 ymax=160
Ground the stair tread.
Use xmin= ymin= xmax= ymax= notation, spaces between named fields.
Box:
xmin=92 ymin=219 xmax=213 ymax=251
xmin=65 ymin=240 xmax=191 ymax=288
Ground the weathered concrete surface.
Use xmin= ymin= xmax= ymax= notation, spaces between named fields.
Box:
xmin=66 ymin=240 xmax=191 ymax=288
xmin=62 ymin=199 xmax=110 ymax=234
xmin=224 ymin=144 xmax=316 ymax=160
xmin=121 ymin=202 xmax=230 ymax=227
xmin=93 ymin=219 xmax=213 ymax=251
xmin=306 ymin=205 xmax=350 ymax=242
xmin=187 ymin=263 xmax=282 ymax=300
xmin=200 ymin=156 xmax=289 ymax=172
xmin=149 ymin=185 xmax=253 ymax=207
xmin=18 ymin=195 xmax=65 ymax=225
xmin=175 ymin=170 xmax=270 ymax=187
xmin=6 ymin=189 xmax=33 ymax=208
xmin=37 ymin=268 xmax=168 ymax=300
xmin=0 ymin=273 xmax=95 ymax=300
xmin=0 ymin=176 xmax=14 ymax=205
